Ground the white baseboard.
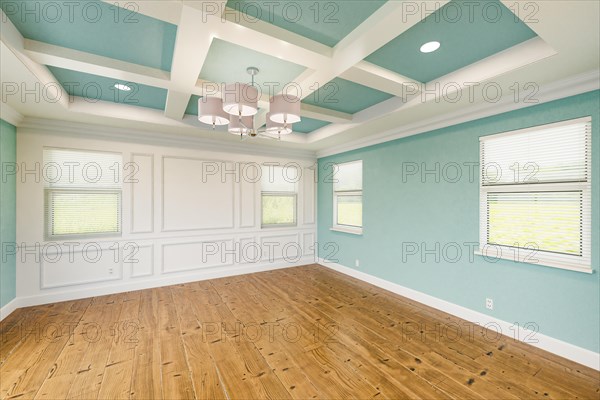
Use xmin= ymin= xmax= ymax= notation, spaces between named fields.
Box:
xmin=13 ymin=257 xmax=313 ymax=310
xmin=318 ymin=258 xmax=600 ymax=371
xmin=0 ymin=297 xmax=20 ymax=321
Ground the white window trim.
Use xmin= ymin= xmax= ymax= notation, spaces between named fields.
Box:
xmin=260 ymin=192 xmax=298 ymax=228
xmin=476 ymin=116 xmax=592 ymax=273
xmin=330 ymin=226 xmax=363 ymax=235
xmin=332 ymin=190 xmax=363 ymax=235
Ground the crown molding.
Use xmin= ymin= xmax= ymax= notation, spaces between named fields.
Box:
xmin=18 ymin=118 xmax=317 ymax=160
xmin=316 ymin=69 xmax=600 ymax=158
xmin=0 ymin=103 xmax=24 ymax=127
xmin=11 ymin=70 xmax=600 ymax=161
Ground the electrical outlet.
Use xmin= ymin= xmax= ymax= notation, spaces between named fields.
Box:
xmin=486 ymin=298 xmax=494 ymax=310
xmin=108 ymin=268 xmax=114 ymax=275
xmin=355 ymin=259 xmax=360 ymax=268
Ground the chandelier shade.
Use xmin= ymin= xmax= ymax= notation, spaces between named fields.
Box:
xmin=269 ymin=94 xmax=301 ymax=124
xmin=222 ymin=83 xmax=259 ymax=116
xmin=198 ymin=97 xmax=230 ymax=126
xmin=266 ymin=112 xmax=292 ymax=135
xmin=228 ymin=115 xmax=254 ymax=135
xmin=196 ymin=68 xmax=299 ymax=139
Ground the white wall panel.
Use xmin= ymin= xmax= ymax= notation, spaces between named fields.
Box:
xmin=15 ymin=127 xmax=316 ymax=305
xmin=162 ymin=157 xmax=235 ymax=231
xmin=239 ymin=236 xmax=259 ymax=264
xmin=131 ymin=153 xmax=154 ymax=233
xmin=162 ymin=239 xmax=235 ymax=273
xmin=260 ymin=234 xmax=302 ymax=262
xmin=40 ymin=243 xmax=122 ymax=288
xmin=303 ymin=232 xmax=316 ymax=256
xmin=239 ymin=163 xmax=258 ymax=228
xmin=128 ymin=244 xmax=154 ymax=278
xmin=303 ymin=167 xmax=316 ymax=224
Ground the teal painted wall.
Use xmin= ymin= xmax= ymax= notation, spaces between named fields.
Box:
xmin=318 ymin=90 xmax=600 ymax=352
xmin=0 ymin=119 xmax=17 ymax=308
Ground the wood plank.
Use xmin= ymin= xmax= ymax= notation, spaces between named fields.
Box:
xmin=0 ymin=264 xmax=596 ymax=400
xmin=1 ymin=304 xmax=65 ymax=365
xmin=129 ymin=288 xmax=163 ymax=400
xmin=295 ymin=266 xmax=600 ymax=398
xmin=156 ymin=286 xmax=195 ymax=399
xmin=64 ymin=294 xmax=124 ymax=400
xmin=1 ymin=299 xmax=91 ymax=399
xmin=250 ymin=272 xmax=455 ymax=399
xmin=190 ymin=281 xmax=292 ymax=399
xmin=208 ymin=279 xmax=323 ymax=399
xmin=96 ymin=291 xmax=141 ymax=399
xmin=170 ymin=283 xmax=226 ymax=399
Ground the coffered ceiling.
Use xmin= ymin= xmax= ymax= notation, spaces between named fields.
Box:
xmin=1 ymin=0 xmax=598 ymax=157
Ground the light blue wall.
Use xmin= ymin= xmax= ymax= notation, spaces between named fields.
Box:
xmin=318 ymin=90 xmax=600 ymax=352
xmin=0 ymin=119 xmax=17 ymax=308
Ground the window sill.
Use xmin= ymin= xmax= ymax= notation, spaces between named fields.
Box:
xmin=45 ymin=232 xmax=123 ymax=242
xmin=474 ymin=250 xmax=593 ymax=274
xmin=261 ymin=224 xmax=298 ymax=229
xmin=330 ymin=226 xmax=363 ymax=235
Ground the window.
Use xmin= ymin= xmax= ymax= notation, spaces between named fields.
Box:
xmin=478 ymin=117 xmax=592 ymax=272
xmin=332 ymin=160 xmax=363 ymax=234
xmin=44 ymin=148 xmax=122 ymax=239
xmin=261 ymin=165 xmax=297 ymax=227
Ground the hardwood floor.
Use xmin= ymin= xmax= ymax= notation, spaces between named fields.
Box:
xmin=1 ymin=264 xmax=598 ymax=399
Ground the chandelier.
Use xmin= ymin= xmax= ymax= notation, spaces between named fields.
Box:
xmin=197 ymin=67 xmax=301 ymax=139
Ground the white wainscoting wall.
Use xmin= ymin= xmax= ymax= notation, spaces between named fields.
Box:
xmin=15 ymin=126 xmax=317 ymax=307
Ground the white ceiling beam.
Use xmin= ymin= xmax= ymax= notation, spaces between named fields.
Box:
xmin=342 ymin=62 xmax=420 ymax=99
xmin=103 ymin=1 xmax=432 ymax=102
xmin=217 ymin=8 xmax=332 ymax=69
xmin=334 ymin=1 xmax=446 ymax=74
xmin=164 ymin=3 xmax=222 ymax=120
xmin=105 ymin=1 xmax=331 ymax=70
xmin=402 ymin=36 xmax=557 ymax=109
xmin=101 ymin=0 xmax=183 ymax=25
xmin=14 ymin=35 xmax=349 ymax=123
xmin=305 ymin=36 xmax=558 ymax=144
xmin=170 ymin=4 xmax=221 ymax=91
xmin=294 ymin=1 xmax=448 ymax=101
xmin=0 ymin=11 xmax=69 ymax=109
xmin=299 ymin=104 xmax=352 ymax=124
xmin=24 ymin=40 xmax=171 ymax=88
xmin=164 ymin=91 xmax=192 ymax=120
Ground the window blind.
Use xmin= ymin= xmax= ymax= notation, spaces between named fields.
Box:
xmin=261 ymin=165 xmax=298 ymax=192
xmin=481 ymin=120 xmax=591 ymax=185
xmin=333 ymin=160 xmax=363 ymax=232
xmin=479 ymin=117 xmax=592 ymax=271
xmin=261 ymin=165 xmax=298 ymax=226
xmin=46 ymin=191 xmax=121 ymax=236
xmin=334 ymin=160 xmax=362 ymax=191
xmin=44 ymin=148 xmax=123 ymax=239
xmin=43 ymin=148 xmax=122 ymax=188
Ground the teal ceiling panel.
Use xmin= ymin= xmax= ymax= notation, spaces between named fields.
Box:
xmin=226 ymin=0 xmax=386 ymax=47
xmin=293 ymin=116 xmax=330 ymax=133
xmin=302 ymin=78 xmax=393 ymax=114
xmin=186 ymin=95 xmax=202 ymax=115
xmin=48 ymin=66 xmax=168 ymax=110
xmin=200 ymin=39 xmax=306 ymax=94
xmin=2 ymin=0 xmax=177 ymax=71
xmin=365 ymin=0 xmax=538 ymax=83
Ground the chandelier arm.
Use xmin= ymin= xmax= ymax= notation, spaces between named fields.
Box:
xmin=256 ymin=132 xmax=281 ymax=141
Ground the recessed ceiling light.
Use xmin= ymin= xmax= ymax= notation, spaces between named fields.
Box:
xmin=420 ymin=41 xmax=441 ymax=53
xmin=114 ymin=83 xmax=131 ymax=91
